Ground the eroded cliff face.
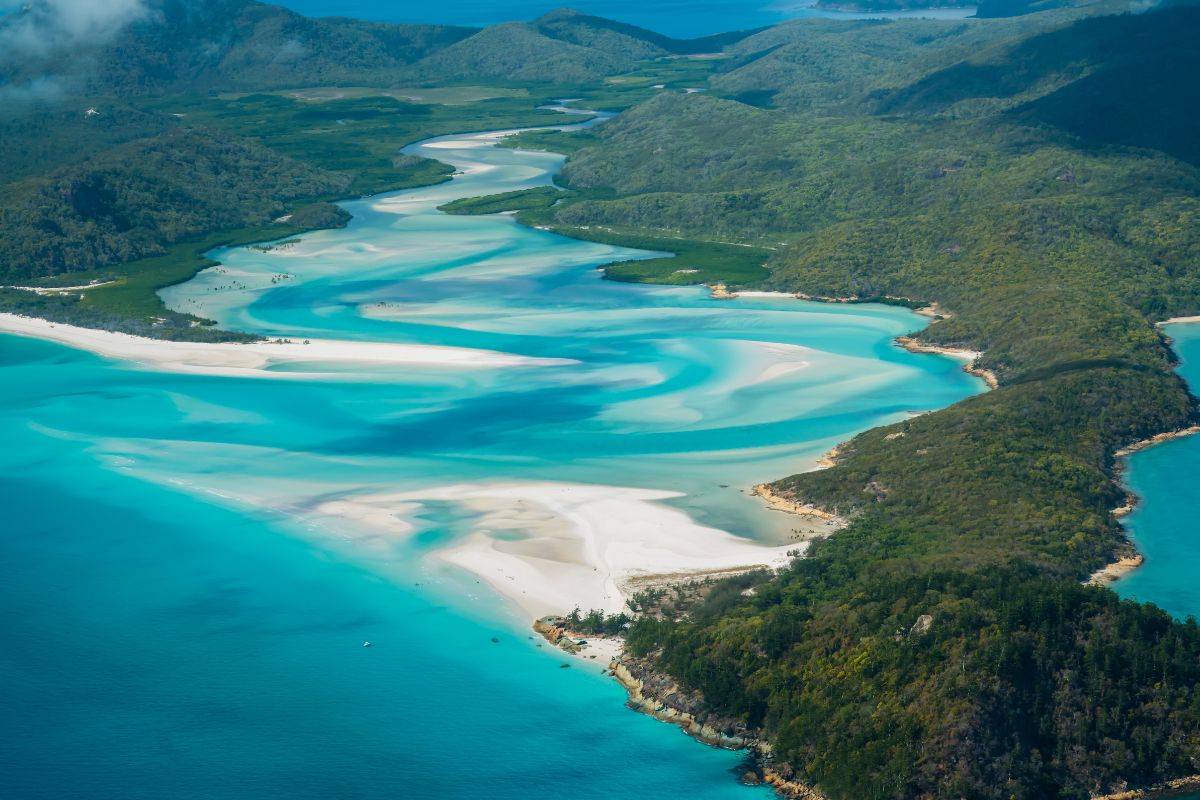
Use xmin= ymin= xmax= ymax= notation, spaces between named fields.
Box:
xmin=609 ymin=657 xmax=826 ymax=800
xmin=610 ymin=658 xmax=751 ymax=748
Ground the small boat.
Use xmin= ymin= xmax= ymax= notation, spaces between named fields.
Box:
xmin=363 ymin=641 xmax=372 ymax=648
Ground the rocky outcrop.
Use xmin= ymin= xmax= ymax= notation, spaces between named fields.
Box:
xmin=609 ymin=656 xmax=827 ymax=800
xmin=1087 ymin=554 xmax=1145 ymax=586
xmin=610 ymin=657 xmax=752 ymax=748
xmin=1092 ymin=775 xmax=1200 ymax=800
xmin=751 ymin=484 xmax=842 ymax=521
xmin=895 ymin=335 xmax=999 ymax=389
xmin=533 ymin=616 xmax=583 ymax=654
xmin=1113 ymin=425 xmax=1200 ymax=457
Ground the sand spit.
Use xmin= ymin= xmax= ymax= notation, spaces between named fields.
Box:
xmin=315 ymin=481 xmax=802 ymax=620
xmin=3 ymin=281 xmax=116 ymax=294
xmin=0 ymin=314 xmax=573 ymax=378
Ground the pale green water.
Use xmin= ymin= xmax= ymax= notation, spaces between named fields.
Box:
xmin=0 ymin=119 xmax=982 ymax=797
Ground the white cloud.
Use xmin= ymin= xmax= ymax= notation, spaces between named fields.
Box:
xmin=0 ymin=0 xmax=150 ymax=60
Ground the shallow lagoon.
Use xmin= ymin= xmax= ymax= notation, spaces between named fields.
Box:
xmin=0 ymin=122 xmax=982 ymax=797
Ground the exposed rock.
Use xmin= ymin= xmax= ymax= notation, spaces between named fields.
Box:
xmin=909 ymin=614 xmax=934 ymax=637
xmin=1113 ymin=425 xmax=1200 ymax=457
xmin=1091 ymin=774 xmax=1200 ymax=799
xmin=610 ymin=657 xmax=828 ymax=799
xmin=533 ymin=616 xmax=583 ymax=654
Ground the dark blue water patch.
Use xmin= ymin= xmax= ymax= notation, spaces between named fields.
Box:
xmin=322 ymin=384 xmax=603 ymax=454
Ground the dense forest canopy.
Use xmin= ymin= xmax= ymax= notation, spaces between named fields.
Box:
xmin=3 ymin=1 xmax=1200 ymax=796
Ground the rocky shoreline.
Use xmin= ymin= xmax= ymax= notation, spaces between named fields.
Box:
xmin=751 ymin=484 xmax=845 ymax=525
xmin=1091 ymin=775 xmax=1200 ymax=800
xmin=1113 ymin=425 xmax=1200 ymax=457
xmin=608 ymin=656 xmax=827 ymax=799
xmin=1087 ymin=554 xmax=1145 ymax=586
xmin=895 ymin=335 xmax=999 ymax=389
xmin=1089 ymin=425 xmax=1200 ymax=586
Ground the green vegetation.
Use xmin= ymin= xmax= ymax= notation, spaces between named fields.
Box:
xmin=141 ymin=92 xmax=569 ymax=196
xmin=499 ymin=128 xmax=601 ymax=155
xmin=0 ymin=92 xmax=561 ymax=333
xmin=439 ymin=183 xmax=772 ymax=284
xmin=0 ymin=127 xmax=352 ymax=281
xmin=474 ymin=5 xmax=1200 ymax=798
xmin=557 ymin=228 xmax=770 ymax=286
xmin=439 ymin=186 xmax=566 ymax=215
xmin=0 ymin=224 xmax=316 ymax=341
xmin=565 ymin=607 xmax=631 ymax=635
xmin=5 ymin=1 xmax=1200 ymax=796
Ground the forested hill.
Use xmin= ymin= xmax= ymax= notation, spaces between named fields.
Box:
xmin=5 ymin=1 xmax=1200 ymax=794
xmin=492 ymin=3 xmax=1200 ymax=798
xmin=0 ymin=0 xmax=475 ymax=94
xmin=0 ymin=1 xmax=754 ymax=338
xmin=0 ymin=2 xmax=758 ymax=95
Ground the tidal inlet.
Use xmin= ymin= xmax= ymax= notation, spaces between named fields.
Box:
xmin=0 ymin=124 xmax=979 ymax=796
xmin=6 ymin=1 xmax=1198 ymax=798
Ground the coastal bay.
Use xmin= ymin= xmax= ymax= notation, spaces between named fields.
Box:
xmin=1115 ymin=322 xmax=1200 ymax=621
xmin=0 ymin=115 xmax=984 ymax=798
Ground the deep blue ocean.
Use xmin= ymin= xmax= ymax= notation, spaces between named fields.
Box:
xmin=0 ymin=116 xmax=986 ymax=797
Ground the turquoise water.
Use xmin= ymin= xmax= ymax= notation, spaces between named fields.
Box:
xmin=0 ymin=119 xmax=982 ymax=797
xmin=1115 ymin=323 xmax=1200 ymax=621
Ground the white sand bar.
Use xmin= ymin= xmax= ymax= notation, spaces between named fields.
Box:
xmin=319 ymin=481 xmax=800 ymax=619
xmin=0 ymin=314 xmax=574 ymax=378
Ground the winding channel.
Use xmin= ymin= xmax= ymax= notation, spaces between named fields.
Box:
xmin=0 ymin=113 xmax=983 ymax=798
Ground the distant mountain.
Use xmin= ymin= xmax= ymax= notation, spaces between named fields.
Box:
xmin=974 ymin=0 xmax=1074 ymax=18
xmin=709 ymin=19 xmax=1001 ymax=109
xmin=408 ymin=20 xmax=638 ymax=84
xmin=812 ymin=0 xmax=973 ymax=9
xmin=406 ymin=8 xmax=761 ymax=84
xmin=531 ymin=8 xmax=761 ymax=56
xmin=0 ymin=0 xmax=474 ymax=95
xmin=0 ymin=2 xmax=759 ymax=98
xmin=874 ymin=5 xmax=1200 ymax=164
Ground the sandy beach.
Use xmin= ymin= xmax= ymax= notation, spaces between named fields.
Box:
xmin=317 ymin=481 xmax=804 ymax=619
xmin=1087 ymin=554 xmax=1145 ymax=586
xmin=0 ymin=314 xmax=573 ymax=378
xmin=895 ymin=334 xmax=999 ymax=389
xmin=752 ymin=483 xmax=845 ymax=525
